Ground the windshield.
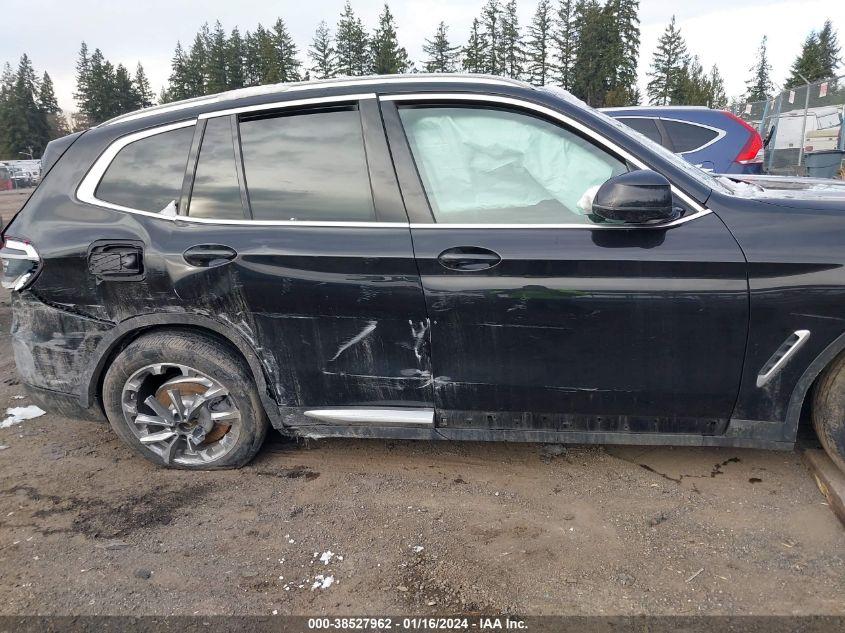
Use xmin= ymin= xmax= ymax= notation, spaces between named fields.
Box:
xmin=540 ymin=86 xmax=731 ymax=195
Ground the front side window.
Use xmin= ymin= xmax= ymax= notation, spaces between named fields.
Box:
xmin=399 ymin=106 xmax=627 ymax=224
xmin=189 ymin=117 xmax=244 ymax=219
xmin=239 ymin=107 xmax=376 ymax=222
xmin=96 ymin=125 xmax=194 ymax=213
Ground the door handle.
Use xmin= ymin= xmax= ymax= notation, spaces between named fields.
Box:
xmin=437 ymin=246 xmax=501 ymax=271
xmin=183 ymin=244 xmax=238 ymax=268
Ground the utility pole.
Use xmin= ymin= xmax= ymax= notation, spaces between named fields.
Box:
xmin=796 ymin=72 xmax=811 ymax=173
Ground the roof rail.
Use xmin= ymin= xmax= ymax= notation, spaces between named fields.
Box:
xmin=100 ymin=74 xmax=534 ymax=127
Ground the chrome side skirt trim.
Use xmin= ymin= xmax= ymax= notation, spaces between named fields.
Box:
xmin=303 ymin=408 xmax=434 ymax=426
xmin=756 ymin=330 xmax=811 ymax=388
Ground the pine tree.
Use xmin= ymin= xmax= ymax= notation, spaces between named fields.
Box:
xmin=273 ymin=18 xmax=303 ymax=82
xmin=0 ymin=63 xmax=15 ymax=157
xmin=86 ymin=48 xmax=115 ymax=123
xmin=553 ymin=0 xmax=577 ymax=89
xmin=480 ymin=0 xmax=502 ymax=74
xmin=499 ymin=0 xmax=523 ymax=79
xmin=185 ymin=26 xmax=210 ymax=97
xmin=526 ymin=0 xmax=553 ymax=85
xmin=745 ymin=35 xmax=773 ymax=101
xmin=226 ymin=28 xmax=245 ymax=89
xmin=610 ymin=0 xmax=639 ymax=105
xmin=786 ymin=31 xmax=823 ymax=88
xmin=309 ymin=21 xmax=337 ymax=79
xmin=168 ymin=41 xmax=193 ymax=101
xmin=205 ymin=21 xmax=229 ymax=94
xmin=134 ymin=63 xmax=154 ymax=108
xmin=423 ymin=22 xmax=460 ymax=73
xmin=73 ymin=42 xmax=92 ymax=124
xmin=336 ymin=2 xmax=369 ymax=76
xmin=571 ymin=0 xmax=612 ymax=105
xmin=38 ymin=72 xmax=69 ymax=141
xmin=370 ymin=4 xmax=410 ymax=74
xmin=818 ymin=20 xmax=842 ymax=78
xmin=462 ymin=18 xmax=487 ymax=74
xmin=251 ymin=25 xmax=279 ymax=84
xmin=114 ymin=63 xmax=140 ymax=114
xmin=3 ymin=55 xmax=50 ymax=157
xmin=672 ymin=55 xmax=709 ymax=105
xmin=243 ymin=30 xmax=261 ymax=86
xmin=706 ymin=64 xmax=727 ymax=109
xmin=647 ymin=16 xmax=687 ymax=105
xmin=38 ymin=72 xmax=60 ymax=114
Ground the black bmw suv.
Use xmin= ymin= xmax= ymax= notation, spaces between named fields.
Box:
xmin=5 ymin=74 xmax=845 ymax=471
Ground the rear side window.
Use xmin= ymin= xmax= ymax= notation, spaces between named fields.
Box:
xmin=661 ymin=120 xmax=720 ymax=153
xmin=96 ymin=126 xmax=194 ymax=213
xmin=189 ymin=117 xmax=244 ymax=219
xmin=618 ymin=117 xmax=662 ymax=144
xmin=239 ymin=108 xmax=375 ymax=222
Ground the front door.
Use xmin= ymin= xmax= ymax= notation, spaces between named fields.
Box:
xmin=383 ymin=99 xmax=748 ymax=435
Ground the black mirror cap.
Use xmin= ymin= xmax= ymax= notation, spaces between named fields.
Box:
xmin=592 ymin=170 xmax=678 ymax=224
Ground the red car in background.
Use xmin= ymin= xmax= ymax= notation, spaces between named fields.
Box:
xmin=0 ymin=165 xmax=12 ymax=191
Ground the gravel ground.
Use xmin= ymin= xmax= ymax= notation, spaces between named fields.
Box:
xmin=0 ymin=189 xmax=844 ymax=616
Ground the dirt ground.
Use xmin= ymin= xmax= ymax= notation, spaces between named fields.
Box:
xmin=0 ymin=189 xmax=844 ymax=616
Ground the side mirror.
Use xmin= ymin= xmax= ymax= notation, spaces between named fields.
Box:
xmin=592 ymin=170 xmax=678 ymax=224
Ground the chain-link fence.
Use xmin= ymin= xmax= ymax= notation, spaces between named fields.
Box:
xmin=731 ymin=75 xmax=845 ymax=177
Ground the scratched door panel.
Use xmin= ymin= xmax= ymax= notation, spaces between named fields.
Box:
xmin=411 ymin=213 xmax=748 ymax=431
xmin=158 ymin=223 xmax=433 ymax=408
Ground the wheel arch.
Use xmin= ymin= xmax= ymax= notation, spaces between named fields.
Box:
xmin=80 ymin=313 xmax=284 ymax=427
xmin=784 ymin=330 xmax=845 ymax=441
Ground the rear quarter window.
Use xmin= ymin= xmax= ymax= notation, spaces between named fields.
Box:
xmin=95 ymin=125 xmax=194 ymax=213
xmin=661 ymin=120 xmax=720 ymax=153
xmin=617 ymin=117 xmax=663 ymax=144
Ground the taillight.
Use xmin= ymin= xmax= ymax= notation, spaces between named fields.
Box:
xmin=0 ymin=237 xmax=41 ymax=291
xmin=723 ymin=111 xmax=765 ymax=164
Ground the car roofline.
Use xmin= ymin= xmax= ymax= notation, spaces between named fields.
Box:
xmin=99 ymin=74 xmax=535 ymax=128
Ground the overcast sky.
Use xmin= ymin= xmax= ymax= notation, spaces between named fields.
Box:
xmin=2 ymin=0 xmax=844 ymax=112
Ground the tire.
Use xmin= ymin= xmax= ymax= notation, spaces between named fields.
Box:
xmin=812 ymin=352 xmax=845 ymax=473
xmin=102 ymin=329 xmax=268 ymax=469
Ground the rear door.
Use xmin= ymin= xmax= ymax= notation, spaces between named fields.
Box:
xmin=173 ymin=96 xmax=433 ymax=417
xmin=381 ymin=96 xmax=748 ymax=436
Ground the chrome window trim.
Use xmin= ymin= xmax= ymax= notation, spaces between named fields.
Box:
xmin=198 ymin=92 xmax=376 ymax=120
xmin=77 ymin=94 xmax=408 ymax=227
xmin=77 ymin=91 xmax=715 ymax=230
xmin=76 ymin=119 xmax=197 ymax=217
xmin=100 ymin=75 xmax=526 ymax=127
xmin=380 ymin=92 xmax=709 ymax=219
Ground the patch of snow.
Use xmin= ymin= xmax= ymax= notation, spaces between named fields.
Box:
xmin=1 ymin=406 xmax=46 ymax=429
xmin=319 ymin=551 xmax=334 ymax=565
xmin=311 ymin=574 xmax=334 ymax=590
xmin=577 ymin=185 xmax=600 ymax=213
xmin=412 ymin=545 xmax=424 ymax=553
xmin=159 ymin=200 xmax=178 ymax=216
